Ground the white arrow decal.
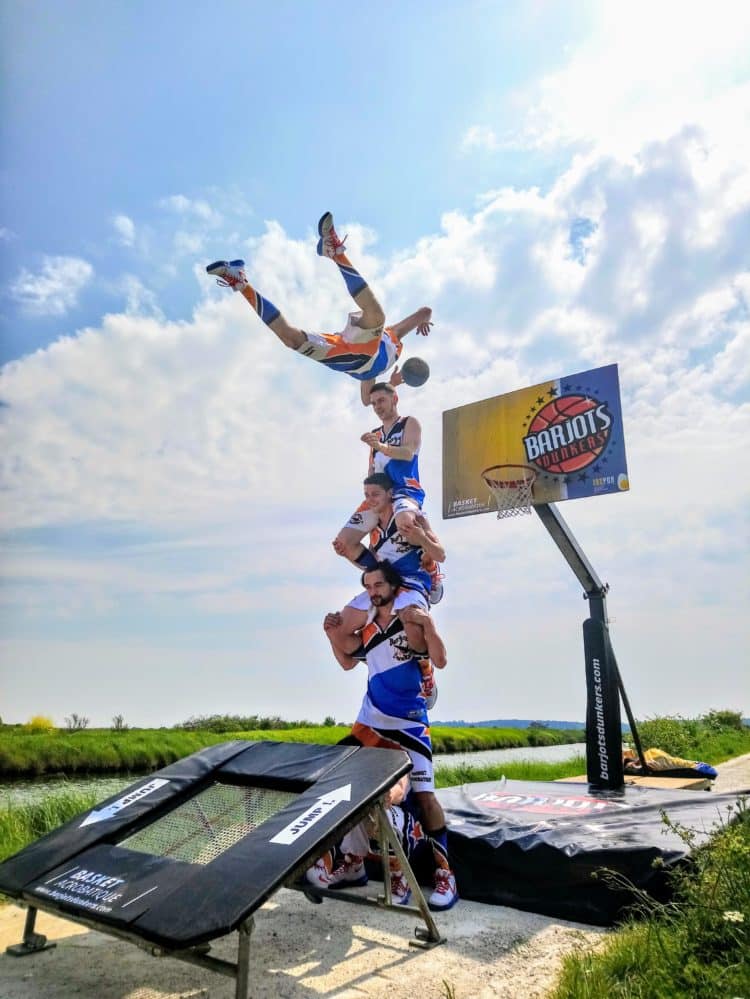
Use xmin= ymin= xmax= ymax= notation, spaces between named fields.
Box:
xmin=79 ymin=778 xmax=169 ymax=827
xmin=270 ymin=784 xmax=352 ymax=846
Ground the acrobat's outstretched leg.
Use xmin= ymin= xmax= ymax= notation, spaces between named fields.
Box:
xmin=206 ymin=260 xmax=307 ymax=349
xmin=317 ymin=212 xmax=385 ymax=331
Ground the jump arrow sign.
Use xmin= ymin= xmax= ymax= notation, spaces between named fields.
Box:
xmin=79 ymin=778 xmax=169 ymax=827
xmin=270 ymin=784 xmax=352 ymax=845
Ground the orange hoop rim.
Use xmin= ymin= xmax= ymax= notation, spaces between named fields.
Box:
xmin=480 ymin=463 xmax=537 ymax=487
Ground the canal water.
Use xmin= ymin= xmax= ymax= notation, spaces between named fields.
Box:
xmin=433 ymin=741 xmax=584 ymax=769
xmin=1 ymin=743 xmax=585 ymax=806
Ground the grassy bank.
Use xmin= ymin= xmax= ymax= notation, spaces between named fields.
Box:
xmin=0 ymin=724 xmax=583 ymax=778
xmin=551 ymin=800 xmax=750 ymax=998
xmin=547 ymin=709 xmax=750 ymax=998
xmin=0 ymin=789 xmax=99 ymax=865
xmin=435 ymin=756 xmax=586 ymax=786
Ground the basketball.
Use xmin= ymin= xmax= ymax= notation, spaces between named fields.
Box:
xmin=401 ymin=357 xmax=430 ymax=387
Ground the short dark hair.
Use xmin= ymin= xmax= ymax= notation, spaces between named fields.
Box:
xmin=369 ymin=382 xmax=396 ymax=396
xmin=363 ymin=472 xmax=394 ymax=490
xmin=361 ymin=559 xmax=402 ymax=589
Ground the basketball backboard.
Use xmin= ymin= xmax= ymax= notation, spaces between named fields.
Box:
xmin=443 ymin=363 xmax=629 ymax=519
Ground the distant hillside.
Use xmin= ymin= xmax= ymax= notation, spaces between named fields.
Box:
xmin=435 ymin=719 xmax=585 ymax=730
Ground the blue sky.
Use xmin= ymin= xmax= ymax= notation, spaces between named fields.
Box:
xmin=1 ymin=1 xmax=749 ymax=727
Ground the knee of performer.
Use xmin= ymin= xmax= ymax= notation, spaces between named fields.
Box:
xmin=395 ymin=513 xmax=417 ymax=535
xmin=371 ymin=303 xmax=386 ymax=328
xmin=398 ymin=605 xmax=426 ymax=625
xmin=276 ymin=323 xmax=306 ymax=349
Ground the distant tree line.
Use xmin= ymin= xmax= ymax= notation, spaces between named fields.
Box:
xmin=174 ymin=714 xmax=337 ymax=732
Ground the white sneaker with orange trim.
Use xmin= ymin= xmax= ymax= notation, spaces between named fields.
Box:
xmin=206 ymin=259 xmax=248 ymax=291
xmin=305 ymin=852 xmax=368 ymax=889
xmin=428 ymin=868 xmax=458 ymax=911
xmin=423 ymin=558 xmax=445 ymax=605
xmin=389 ymin=870 xmax=412 ymax=906
xmin=317 ymin=211 xmax=348 ymax=259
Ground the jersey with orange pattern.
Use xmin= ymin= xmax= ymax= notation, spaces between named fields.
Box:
xmin=371 ymin=416 xmax=424 ymax=505
xmin=296 ymin=312 xmax=403 ymax=381
xmin=369 ymin=513 xmax=431 ymax=595
xmin=358 ymin=609 xmax=427 ymax=724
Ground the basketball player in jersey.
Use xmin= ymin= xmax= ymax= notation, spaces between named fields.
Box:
xmin=206 ymin=212 xmax=432 ymax=398
xmin=322 ymin=562 xmax=458 ymax=911
xmin=334 ymin=471 xmax=445 ymax=706
xmin=335 ymin=380 xmax=432 ymax=585
xmin=334 ymin=472 xmax=446 ymax=662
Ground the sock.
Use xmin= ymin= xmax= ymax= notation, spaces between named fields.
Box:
xmin=419 ymin=659 xmax=433 ymax=680
xmin=426 ymin=826 xmax=450 ymax=870
xmin=332 ymin=254 xmax=368 ymax=298
xmin=240 ymin=284 xmax=281 ymax=326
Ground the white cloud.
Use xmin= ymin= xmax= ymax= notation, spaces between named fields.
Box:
xmin=461 ymin=125 xmax=499 ymax=153
xmin=8 ymin=255 xmax=94 ymax=316
xmin=160 ymin=194 xmax=221 ymax=225
xmin=513 ymin=1 xmax=750 ymax=158
xmin=119 ymin=274 xmax=165 ymax=318
xmin=112 ymin=214 xmax=135 ymax=247
xmin=173 ymin=230 xmax=205 ymax=255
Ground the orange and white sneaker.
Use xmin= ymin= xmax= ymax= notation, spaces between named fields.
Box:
xmin=419 ymin=660 xmax=438 ymax=710
xmin=305 ymin=851 xmax=368 ymax=889
xmin=206 ymin=259 xmax=248 ymax=291
xmin=422 ymin=558 xmax=445 ymax=605
xmin=428 ymin=868 xmax=458 ymax=911
xmin=317 ymin=211 xmax=348 ymax=259
xmin=389 ymin=870 xmax=412 ymax=906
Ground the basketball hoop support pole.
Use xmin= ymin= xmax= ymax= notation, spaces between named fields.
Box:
xmin=533 ymin=503 xmax=645 ymax=790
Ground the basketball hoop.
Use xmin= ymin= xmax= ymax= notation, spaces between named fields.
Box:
xmin=481 ymin=464 xmax=537 ymax=519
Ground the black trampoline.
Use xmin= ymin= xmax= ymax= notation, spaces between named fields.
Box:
xmin=0 ymin=741 xmax=444 ymax=998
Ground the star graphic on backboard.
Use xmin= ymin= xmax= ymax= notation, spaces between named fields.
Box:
xmin=578 ymin=472 xmax=588 ymax=482
xmin=547 ymin=385 xmax=558 ymax=397
xmin=536 ymin=396 xmax=545 ymax=405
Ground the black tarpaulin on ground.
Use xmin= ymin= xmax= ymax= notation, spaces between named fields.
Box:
xmin=438 ymin=778 xmax=746 ymax=926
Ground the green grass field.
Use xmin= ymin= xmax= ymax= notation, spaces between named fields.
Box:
xmin=0 ymin=723 xmax=583 ymax=778
xmin=3 ymin=714 xmax=749 ymax=780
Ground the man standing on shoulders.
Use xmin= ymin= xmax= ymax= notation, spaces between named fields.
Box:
xmin=333 ymin=472 xmax=446 ymax=674
xmin=336 ymin=381 xmax=438 ymax=582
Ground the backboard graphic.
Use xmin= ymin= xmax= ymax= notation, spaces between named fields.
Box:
xmin=443 ymin=363 xmax=629 ymax=519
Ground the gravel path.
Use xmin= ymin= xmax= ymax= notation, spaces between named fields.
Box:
xmin=1 ymin=755 xmax=748 ymax=999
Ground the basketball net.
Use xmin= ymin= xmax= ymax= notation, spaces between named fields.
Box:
xmin=481 ymin=464 xmax=537 ymax=519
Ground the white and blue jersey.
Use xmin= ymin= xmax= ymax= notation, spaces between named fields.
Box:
xmin=357 ymin=611 xmax=428 ymax=725
xmin=349 ymin=328 xmax=403 ymax=381
xmin=299 ymin=315 xmax=403 ymax=380
xmin=369 ymin=514 xmax=431 ymax=596
xmin=371 ymin=416 xmax=425 ymax=506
